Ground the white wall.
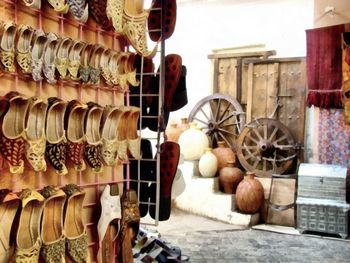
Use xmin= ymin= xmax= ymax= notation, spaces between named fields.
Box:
xmin=164 ymin=0 xmax=314 ymax=122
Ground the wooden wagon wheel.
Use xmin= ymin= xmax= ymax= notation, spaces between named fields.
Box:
xmin=188 ymin=93 xmax=245 ymax=150
xmin=236 ymin=118 xmax=296 ymax=177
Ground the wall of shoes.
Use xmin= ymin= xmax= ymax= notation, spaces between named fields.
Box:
xmin=0 ymin=0 xmax=163 ymax=262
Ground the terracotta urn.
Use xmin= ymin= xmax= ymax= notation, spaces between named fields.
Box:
xmin=166 ymin=123 xmax=182 ymax=142
xmin=212 ymin=141 xmax=236 ymax=170
xmin=199 ymin=148 xmax=218 ymax=178
xmin=219 ymin=161 xmax=244 ymax=194
xmin=178 ymin=122 xmax=209 ymax=161
xmin=235 ymin=171 xmax=264 ymax=214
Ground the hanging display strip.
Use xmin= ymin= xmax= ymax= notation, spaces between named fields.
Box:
xmin=0 ymin=0 xmax=147 ymax=261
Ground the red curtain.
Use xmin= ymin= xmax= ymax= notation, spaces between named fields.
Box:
xmin=306 ymin=24 xmax=350 ymax=108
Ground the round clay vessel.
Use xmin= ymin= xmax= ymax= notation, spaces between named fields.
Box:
xmin=219 ymin=161 xmax=244 ymax=194
xmin=235 ymin=171 xmax=264 ymax=213
xmin=199 ymin=148 xmax=218 ymax=178
xmin=212 ymin=141 xmax=236 ymax=170
xmin=166 ymin=123 xmax=182 ymax=142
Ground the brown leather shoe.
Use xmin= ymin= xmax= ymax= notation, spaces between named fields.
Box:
xmin=89 ymin=0 xmax=113 ymax=30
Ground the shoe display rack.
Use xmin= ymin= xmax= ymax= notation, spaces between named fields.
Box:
xmin=0 ymin=0 xmax=163 ymax=261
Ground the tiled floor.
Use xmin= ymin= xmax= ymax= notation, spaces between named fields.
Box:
xmin=142 ymin=208 xmax=350 ymax=262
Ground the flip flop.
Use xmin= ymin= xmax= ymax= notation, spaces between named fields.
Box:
xmin=148 ymin=0 xmax=177 ymax=42
xmin=149 ymin=141 xmax=180 ymax=221
xmin=128 ymin=139 xmax=156 ymax=217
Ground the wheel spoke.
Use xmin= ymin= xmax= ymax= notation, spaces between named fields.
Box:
xmin=263 ymin=159 xmax=267 ymax=171
xmin=217 ymin=112 xmax=235 ymax=125
xmin=246 ymin=134 xmax=259 ymax=145
xmin=268 ymin=127 xmax=279 ymax=141
xmin=273 ymin=135 xmax=287 ymax=144
xmin=218 ymin=128 xmax=237 ymax=136
xmin=253 ymin=159 xmax=260 ymax=169
xmin=192 ymin=117 xmax=209 ymax=127
xmin=263 ymin=124 xmax=268 ymax=140
xmin=198 ymin=107 xmax=211 ymax=122
xmin=208 ymin=100 xmax=216 ymax=121
xmin=244 ymin=150 xmax=259 ymax=160
xmin=243 ymin=145 xmax=258 ymax=150
xmin=220 ymin=122 xmax=240 ymax=128
xmin=214 ymin=98 xmax=222 ymax=122
xmin=218 ymin=101 xmax=231 ymax=122
xmin=252 ymin=128 xmax=263 ymax=141
xmin=218 ymin=131 xmax=232 ymax=148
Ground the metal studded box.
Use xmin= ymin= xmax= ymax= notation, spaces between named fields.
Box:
xmin=296 ymin=163 xmax=349 ymax=238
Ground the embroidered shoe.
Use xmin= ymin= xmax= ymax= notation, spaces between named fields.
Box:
xmin=88 ymin=44 xmax=104 ymax=85
xmin=84 ymin=102 xmax=104 ymax=173
xmin=122 ymin=0 xmax=158 ymax=58
xmin=68 ymin=0 xmax=89 ymax=23
xmin=116 ymin=52 xmax=139 ymax=92
xmin=22 ymin=0 xmax=41 ymax=9
xmin=0 ymin=92 xmax=29 ymax=174
xmin=89 ymin=0 xmax=113 ymax=31
xmin=0 ymin=21 xmax=17 ymax=73
xmin=115 ymin=106 xmax=130 ymax=162
xmin=55 ymin=37 xmax=73 ymax=79
xmin=45 ymin=97 xmax=68 ymax=175
xmin=47 ymin=0 xmax=69 ymax=13
xmin=25 ymin=96 xmax=48 ymax=172
xmin=62 ymin=184 xmax=90 ymax=263
xmin=106 ymin=0 xmax=124 ymax=33
xmin=100 ymin=105 xmax=123 ymax=166
xmin=100 ymin=48 xmax=113 ymax=85
xmin=126 ymin=106 xmax=141 ymax=159
xmin=40 ymin=186 xmax=67 ymax=263
xmin=15 ymin=24 xmax=34 ymax=74
xmin=31 ymin=29 xmax=47 ymax=81
xmin=14 ymin=189 xmax=44 ymax=262
xmin=68 ymin=40 xmax=85 ymax=81
xmin=0 ymin=189 xmax=20 ymax=263
xmin=43 ymin=33 xmax=59 ymax=84
xmin=108 ymin=52 xmax=120 ymax=86
xmin=79 ymin=43 xmax=93 ymax=84
xmin=64 ymin=100 xmax=88 ymax=172
xmin=97 ymin=184 xmax=121 ymax=263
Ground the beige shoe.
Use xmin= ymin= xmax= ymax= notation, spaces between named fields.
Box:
xmin=40 ymin=186 xmax=66 ymax=263
xmin=68 ymin=41 xmax=86 ymax=81
xmin=22 ymin=0 xmax=41 ymax=9
xmin=126 ymin=106 xmax=141 ymax=159
xmin=106 ymin=0 xmax=124 ymax=33
xmin=14 ymin=189 xmax=44 ymax=262
xmin=115 ymin=106 xmax=131 ymax=162
xmin=0 ymin=21 xmax=17 ymax=72
xmin=0 ymin=92 xmax=29 ymax=174
xmin=62 ymin=184 xmax=90 ymax=263
xmin=101 ymin=105 xmax=123 ymax=166
xmin=79 ymin=43 xmax=93 ymax=84
xmin=100 ymin=48 xmax=113 ymax=85
xmin=25 ymin=96 xmax=48 ymax=172
xmin=88 ymin=44 xmax=104 ymax=85
xmin=30 ymin=29 xmax=47 ymax=81
xmin=47 ymin=0 xmax=69 ymax=13
xmin=45 ymin=97 xmax=68 ymax=176
xmin=64 ymin=100 xmax=88 ymax=172
xmin=84 ymin=102 xmax=104 ymax=173
xmin=0 ymin=190 xmax=20 ymax=263
xmin=15 ymin=24 xmax=34 ymax=74
xmin=43 ymin=33 xmax=59 ymax=84
xmin=55 ymin=37 xmax=73 ymax=79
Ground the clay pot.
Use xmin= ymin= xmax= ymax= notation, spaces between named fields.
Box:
xmin=178 ymin=122 xmax=209 ymax=161
xmin=180 ymin=117 xmax=190 ymax=132
xmin=219 ymin=161 xmax=244 ymax=194
xmin=199 ymin=148 xmax=218 ymax=178
xmin=166 ymin=123 xmax=182 ymax=142
xmin=235 ymin=171 xmax=264 ymax=214
xmin=212 ymin=141 xmax=236 ymax=170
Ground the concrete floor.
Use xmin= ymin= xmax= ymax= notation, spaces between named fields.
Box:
xmin=142 ymin=208 xmax=350 ymax=263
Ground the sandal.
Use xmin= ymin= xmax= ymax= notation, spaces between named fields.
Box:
xmin=97 ymin=184 xmax=121 ymax=263
xmin=47 ymin=0 xmax=69 ymax=13
xmin=88 ymin=44 xmax=104 ymax=85
xmin=148 ymin=0 xmax=177 ymax=41
xmin=0 ymin=92 xmax=29 ymax=174
xmin=21 ymin=0 xmax=41 ymax=9
xmin=45 ymin=97 xmax=68 ymax=176
xmin=40 ymin=186 xmax=67 ymax=263
xmin=30 ymin=29 xmax=47 ymax=81
xmin=126 ymin=106 xmax=141 ymax=160
xmin=0 ymin=21 xmax=17 ymax=73
xmin=68 ymin=40 xmax=86 ymax=81
xmin=68 ymin=0 xmax=89 ymax=23
xmin=62 ymin=184 xmax=90 ymax=263
xmin=84 ymin=102 xmax=104 ymax=173
xmin=55 ymin=37 xmax=73 ymax=79
xmin=15 ymin=24 xmax=34 ymax=74
xmin=14 ymin=189 xmax=44 ymax=262
xmin=106 ymin=0 xmax=124 ymax=33
xmin=122 ymin=0 xmax=158 ymax=58
xmin=79 ymin=43 xmax=93 ymax=84
xmin=43 ymin=33 xmax=59 ymax=84
xmin=0 ymin=189 xmax=20 ymax=263
xmin=25 ymin=96 xmax=48 ymax=172
xmin=64 ymin=100 xmax=88 ymax=172
xmin=101 ymin=105 xmax=123 ymax=166
xmin=100 ymin=48 xmax=114 ymax=85
xmin=89 ymin=0 xmax=113 ymax=31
